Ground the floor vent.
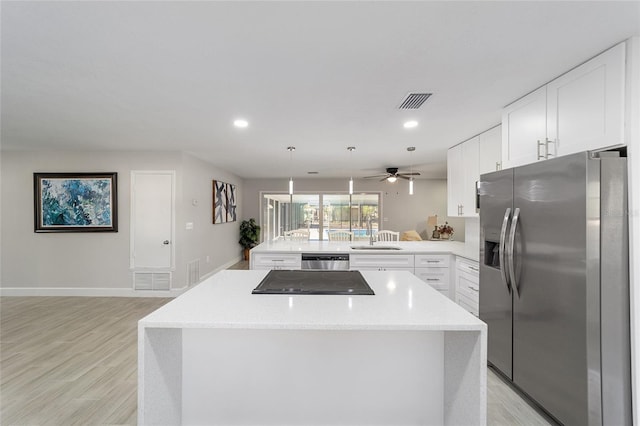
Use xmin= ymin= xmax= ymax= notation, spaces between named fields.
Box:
xmin=398 ymin=92 xmax=432 ymax=109
xmin=187 ymin=259 xmax=200 ymax=286
xmin=134 ymin=272 xmax=171 ymax=291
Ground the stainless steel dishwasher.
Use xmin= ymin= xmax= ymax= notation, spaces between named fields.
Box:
xmin=301 ymin=253 xmax=350 ymax=270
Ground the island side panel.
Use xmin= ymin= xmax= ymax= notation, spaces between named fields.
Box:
xmin=182 ymin=328 xmax=445 ymax=425
xmin=443 ymin=329 xmax=487 ymax=426
xmin=138 ymin=326 xmax=182 ymax=425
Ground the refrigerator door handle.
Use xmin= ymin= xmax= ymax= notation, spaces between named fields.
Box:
xmin=499 ymin=207 xmax=512 ymax=293
xmin=507 ymin=207 xmax=521 ymax=299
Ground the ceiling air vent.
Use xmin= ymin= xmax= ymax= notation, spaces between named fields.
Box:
xmin=398 ymin=93 xmax=432 ymax=110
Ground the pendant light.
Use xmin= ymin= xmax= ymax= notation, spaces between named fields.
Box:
xmin=287 ymin=146 xmax=295 ymax=195
xmin=347 ymin=146 xmax=356 ymax=195
xmin=407 ymin=146 xmax=415 ymax=195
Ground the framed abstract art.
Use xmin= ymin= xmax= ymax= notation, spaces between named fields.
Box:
xmin=213 ymin=180 xmax=237 ymax=224
xmin=34 ymin=172 xmax=118 ymax=232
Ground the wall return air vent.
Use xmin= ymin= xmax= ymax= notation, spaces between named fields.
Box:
xmin=398 ymin=92 xmax=432 ymax=109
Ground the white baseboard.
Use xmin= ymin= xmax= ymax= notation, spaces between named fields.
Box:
xmin=0 ymin=256 xmax=243 ymax=297
xmin=0 ymin=286 xmax=189 ymax=297
xmin=195 ymin=256 xmax=243 ymax=285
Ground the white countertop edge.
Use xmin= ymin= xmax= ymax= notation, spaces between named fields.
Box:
xmin=250 ymin=240 xmax=480 ymax=262
xmin=139 ymin=321 xmax=486 ymax=331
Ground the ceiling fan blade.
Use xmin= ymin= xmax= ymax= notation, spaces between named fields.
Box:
xmin=363 ymin=174 xmax=389 ymax=179
xmin=397 ymin=175 xmax=411 ymax=180
xmin=398 ymin=172 xmax=421 ymax=176
xmin=379 ymin=177 xmax=388 ymax=182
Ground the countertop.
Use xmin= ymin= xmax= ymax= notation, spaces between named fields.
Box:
xmin=139 ymin=270 xmax=485 ymax=331
xmin=250 ymin=239 xmax=480 ymax=262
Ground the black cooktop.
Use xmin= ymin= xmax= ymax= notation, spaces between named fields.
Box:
xmin=252 ymin=270 xmax=375 ymax=295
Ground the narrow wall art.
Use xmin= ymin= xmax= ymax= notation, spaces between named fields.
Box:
xmin=213 ymin=180 xmax=236 ymax=224
xmin=34 ymin=172 xmax=118 ymax=232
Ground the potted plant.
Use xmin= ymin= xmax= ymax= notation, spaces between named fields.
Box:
xmin=239 ymin=218 xmax=261 ymax=261
xmin=438 ymin=222 xmax=454 ymax=240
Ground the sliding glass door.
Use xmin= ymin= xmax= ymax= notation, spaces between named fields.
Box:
xmin=261 ymin=192 xmax=380 ymax=241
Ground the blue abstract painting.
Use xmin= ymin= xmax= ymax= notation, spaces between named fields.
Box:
xmin=35 ymin=173 xmax=118 ymax=232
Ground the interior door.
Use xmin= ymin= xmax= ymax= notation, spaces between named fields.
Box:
xmin=131 ymin=171 xmax=175 ymax=269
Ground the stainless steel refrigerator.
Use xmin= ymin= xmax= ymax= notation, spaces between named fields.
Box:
xmin=479 ymin=151 xmax=631 ymax=425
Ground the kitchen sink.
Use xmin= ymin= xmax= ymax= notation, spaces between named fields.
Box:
xmin=350 ymin=245 xmax=403 ymax=250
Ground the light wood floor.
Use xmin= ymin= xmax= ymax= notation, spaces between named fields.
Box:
xmin=0 ymin=296 xmax=170 ymax=425
xmin=1 ymin=268 xmax=553 ymax=425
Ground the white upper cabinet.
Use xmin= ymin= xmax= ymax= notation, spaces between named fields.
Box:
xmin=447 ymin=136 xmax=479 ymax=218
xmin=502 ymin=86 xmax=547 ymax=169
xmin=547 ymin=42 xmax=626 ymax=157
xmin=478 ymin=125 xmax=502 ymax=175
xmin=502 ymin=42 xmax=626 ymax=169
xmin=447 ymin=144 xmax=463 ymax=217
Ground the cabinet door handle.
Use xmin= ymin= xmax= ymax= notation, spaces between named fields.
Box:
xmin=426 ymin=278 xmax=440 ymax=281
xmin=537 ymin=140 xmax=546 ymax=160
xmin=496 ymin=161 xmax=502 ymax=171
xmin=545 ymin=138 xmax=556 ymax=159
xmin=469 ymin=266 xmax=479 ymax=271
xmin=469 ymin=287 xmax=479 ymax=292
xmin=427 ymin=260 xmax=440 ymax=263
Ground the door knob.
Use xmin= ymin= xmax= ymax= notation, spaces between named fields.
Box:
xmin=163 ymin=240 xmax=170 ymax=245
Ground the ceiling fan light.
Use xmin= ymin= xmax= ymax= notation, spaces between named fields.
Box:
xmin=387 ymin=176 xmax=397 ymax=183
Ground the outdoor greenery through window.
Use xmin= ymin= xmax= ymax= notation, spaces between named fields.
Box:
xmin=261 ymin=192 xmax=380 ymax=241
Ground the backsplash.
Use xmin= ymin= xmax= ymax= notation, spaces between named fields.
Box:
xmin=465 ymin=218 xmax=480 ymax=253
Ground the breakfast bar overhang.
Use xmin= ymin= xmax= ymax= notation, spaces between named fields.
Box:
xmin=138 ymin=270 xmax=487 ymax=425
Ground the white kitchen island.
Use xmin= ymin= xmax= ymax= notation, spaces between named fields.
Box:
xmin=138 ymin=269 xmax=487 ymax=425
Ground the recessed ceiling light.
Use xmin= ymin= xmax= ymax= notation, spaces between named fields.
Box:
xmin=403 ymin=120 xmax=418 ymax=129
xmin=233 ymin=119 xmax=249 ymax=128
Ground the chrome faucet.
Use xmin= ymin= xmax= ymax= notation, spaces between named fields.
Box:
xmin=367 ymin=216 xmax=375 ymax=246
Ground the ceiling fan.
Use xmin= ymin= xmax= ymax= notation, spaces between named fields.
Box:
xmin=363 ymin=167 xmax=420 ymax=183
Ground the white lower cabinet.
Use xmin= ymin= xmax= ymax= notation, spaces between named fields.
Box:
xmin=414 ymin=254 xmax=452 ymax=299
xmin=414 ymin=267 xmax=450 ymax=298
xmin=250 ymin=253 xmax=302 ymax=270
xmin=455 ymin=257 xmax=479 ymax=316
xmin=349 ymin=254 xmax=414 ymax=271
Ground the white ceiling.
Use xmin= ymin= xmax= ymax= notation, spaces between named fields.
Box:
xmin=2 ymin=1 xmax=639 ymax=179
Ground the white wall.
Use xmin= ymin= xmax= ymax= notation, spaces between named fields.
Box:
xmin=241 ymin=178 xmax=465 ymax=241
xmin=0 ymin=150 xmax=242 ymax=295
xmin=180 ymin=152 xmax=244 ymax=281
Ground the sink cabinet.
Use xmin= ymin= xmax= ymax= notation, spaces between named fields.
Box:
xmin=349 ymin=254 xmax=415 ymax=272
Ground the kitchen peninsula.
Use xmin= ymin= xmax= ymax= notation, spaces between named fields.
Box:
xmin=250 ymin=239 xmax=479 ymax=263
xmin=138 ymin=269 xmax=487 ymax=425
